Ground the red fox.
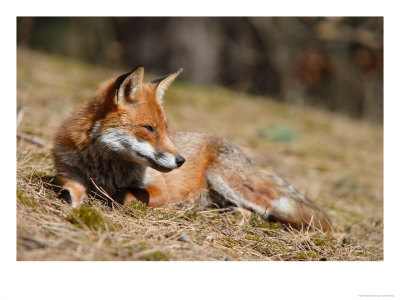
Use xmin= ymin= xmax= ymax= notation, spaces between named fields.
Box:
xmin=53 ymin=66 xmax=331 ymax=232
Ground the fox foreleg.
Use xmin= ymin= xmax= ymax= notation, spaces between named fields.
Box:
xmin=58 ymin=178 xmax=87 ymax=208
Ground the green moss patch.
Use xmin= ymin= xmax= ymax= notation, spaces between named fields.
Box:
xmin=67 ymin=206 xmax=120 ymax=231
xmin=259 ymin=125 xmax=299 ymax=143
xmin=139 ymin=251 xmax=169 ymax=261
xmin=310 ymin=233 xmax=338 ymax=248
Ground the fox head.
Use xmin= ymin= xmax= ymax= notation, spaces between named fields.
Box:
xmin=95 ymin=66 xmax=185 ymax=172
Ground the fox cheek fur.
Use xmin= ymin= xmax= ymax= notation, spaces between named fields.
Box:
xmin=95 ymin=126 xmax=151 ymax=163
xmin=96 ymin=126 xmax=180 ymax=171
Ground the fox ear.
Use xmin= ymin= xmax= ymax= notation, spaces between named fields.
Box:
xmin=151 ymin=68 xmax=183 ymax=103
xmin=114 ymin=66 xmax=144 ymax=104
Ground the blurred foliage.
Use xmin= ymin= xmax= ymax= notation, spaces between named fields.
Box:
xmin=17 ymin=17 xmax=383 ymax=122
xmin=259 ymin=125 xmax=299 ymax=143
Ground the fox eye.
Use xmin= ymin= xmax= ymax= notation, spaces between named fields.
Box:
xmin=143 ymin=125 xmax=156 ymax=133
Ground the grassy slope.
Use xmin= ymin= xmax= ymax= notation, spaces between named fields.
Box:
xmin=17 ymin=48 xmax=383 ymax=260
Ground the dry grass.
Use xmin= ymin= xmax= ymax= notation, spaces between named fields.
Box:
xmin=17 ymin=47 xmax=383 ymax=261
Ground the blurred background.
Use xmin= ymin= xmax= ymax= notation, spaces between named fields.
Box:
xmin=17 ymin=17 xmax=383 ymax=122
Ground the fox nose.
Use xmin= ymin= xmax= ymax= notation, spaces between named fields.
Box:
xmin=175 ymin=156 xmax=185 ymax=167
